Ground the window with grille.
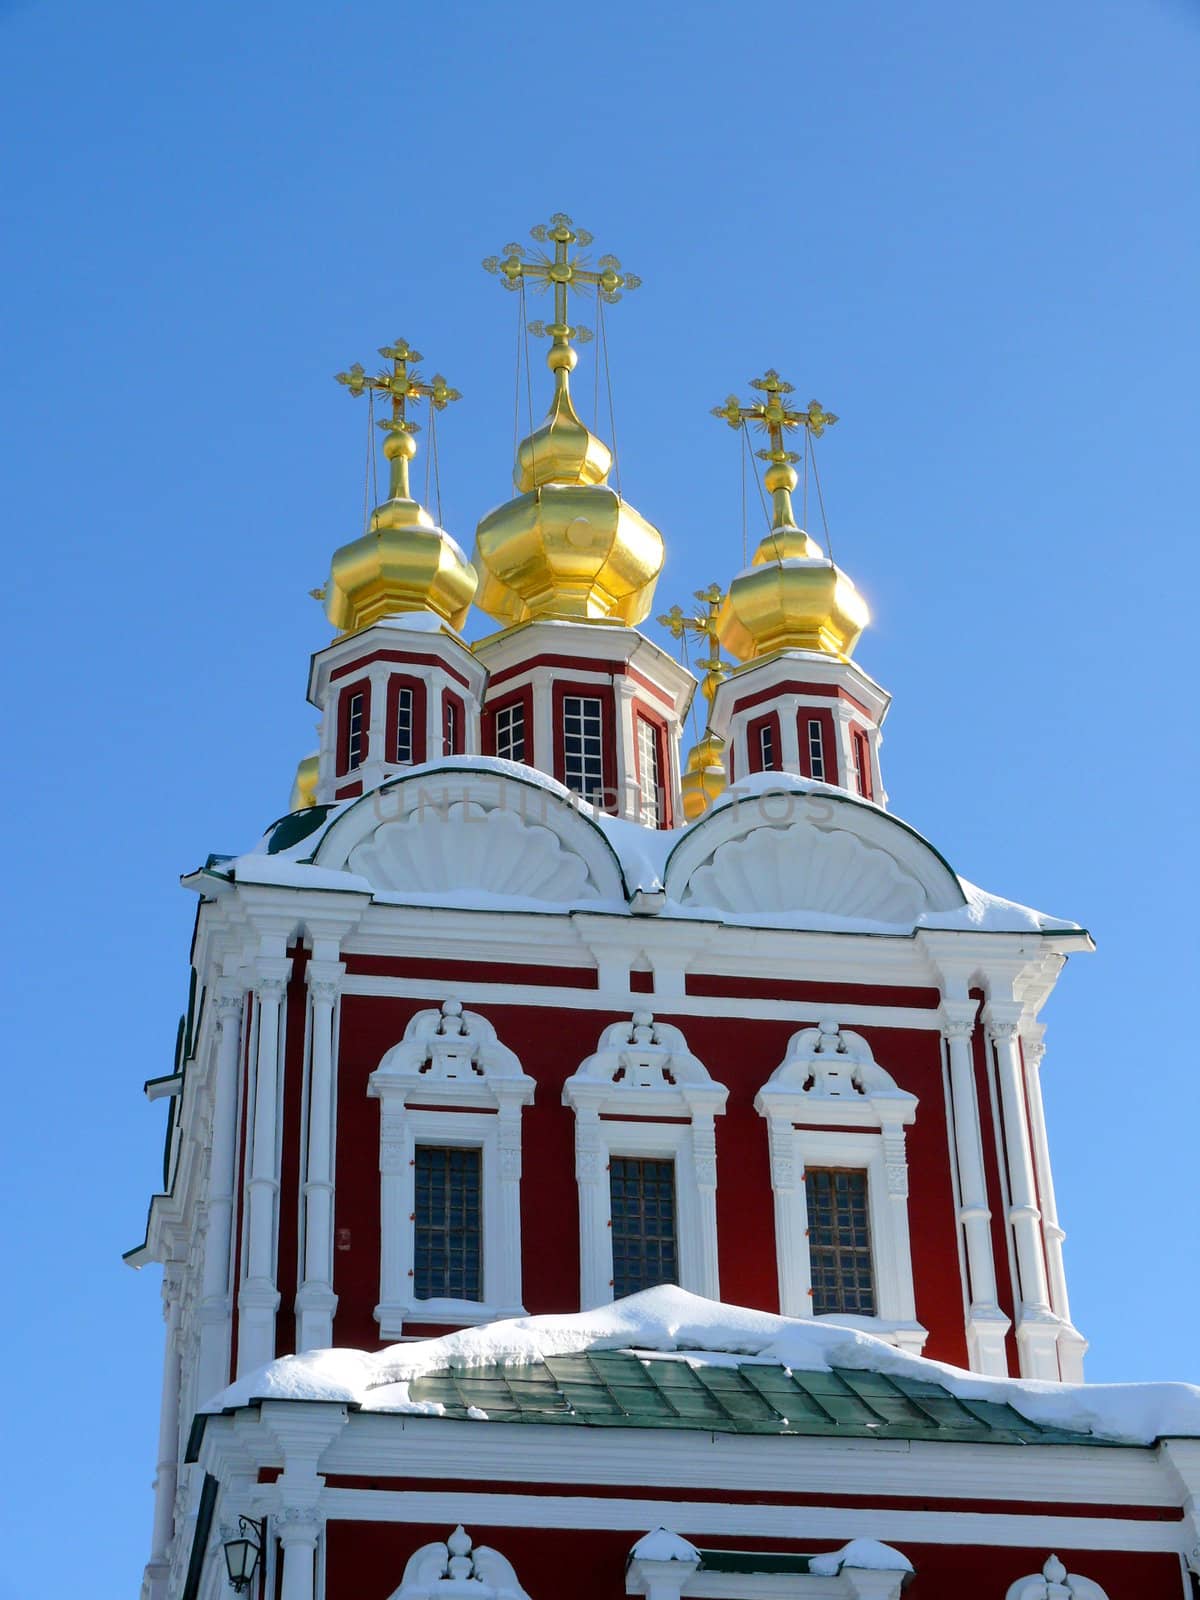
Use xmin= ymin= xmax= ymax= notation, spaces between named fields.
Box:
xmin=807 ymin=719 xmax=826 ymax=781
xmin=413 ymin=1145 xmax=482 ymax=1302
xmin=495 ymin=701 xmax=526 ymax=763
xmin=394 ymin=686 xmax=414 ymax=764
xmin=806 ymin=1167 xmax=875 ymax=1316
xmin=562 ymin=695 xmax=605 ymax=804
xmin=346 ymin=691 xmax=365 ymax=770
xmin=636 ymin=717 xmax=661 ymax=826
xmin=757 ymin=721 xmax=777 ymax=771
xmin=610 ymin=1156 xmax=679 ymax=1299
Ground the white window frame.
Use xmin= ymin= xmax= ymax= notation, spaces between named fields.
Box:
xmin=755 ymin=1020 xmax=926 ymax=1356
xmin=347 ymin=690 xmax=366 ymax=770
xmin=562 ymin=693 xmax=606 ymax=802
xmin=757 ymin=720 xmax=776 ymax=771
xmin=495 ymin=700 xmax=526 ymax=763
xmin=627 ymin=1541 xmax=910 ymax=1600
xmin=564 ymin=1012 xmax=727 ymax=1309
xmin=807 ymin=717 xmax=826 ymax=781
xmin=368 ymin=999 xmax=534 ymax=1337
xmin=394 ymin=684 xmax=415 ymax=764
xmin=636 ymin=715 xmax=662 ymax=827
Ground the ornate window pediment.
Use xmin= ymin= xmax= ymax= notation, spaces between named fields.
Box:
xmin=393 ymin=1526 xmax=531 ymax=1600
xmin=755 ymin=1018 xmax=917 ymax=1130
xmin=565 ymin=1010 xmax=727 ymax=1119
xmin=371 ymin=999 xmax=534 ymax=1109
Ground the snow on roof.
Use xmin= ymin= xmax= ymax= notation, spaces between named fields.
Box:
xmin=204 ymin=1286 xmax=1200 ymax=1447
xmin=210 ymin=760 xmax=1080 ymax=936
xmin=809 ymin=1541 xmax=914 ymax=1577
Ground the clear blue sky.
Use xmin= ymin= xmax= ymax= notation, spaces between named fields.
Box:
xmin=1 ymin=1 xmax=1197 ymax=1593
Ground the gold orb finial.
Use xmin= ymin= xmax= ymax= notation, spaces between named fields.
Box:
xmin=712 ymin=371 xmax=867 ymax=663
xmin=474 ymin=214 xmax=663 ymax=625
xmin=324 ymin=336 xmax=477 ymax=634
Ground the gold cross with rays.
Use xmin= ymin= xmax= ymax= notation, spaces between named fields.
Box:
xmin=659 ymin=584 xmax=729 ymax=706
xmin=483 ymin=213 xmax=640 ymax=348
xmin=335 ymin=337 xmax=461 ymax=503
xmin=713 ymin=370 xmax=837 ymax=529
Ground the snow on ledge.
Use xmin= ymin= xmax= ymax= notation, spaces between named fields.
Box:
xmin=630 ymin=1529 xmax=701 ymax=1564
xmin=809 ymin=1540 xmax=914 ymax=1576
xmin=203 ymin=1285 xmax=1200 ymax=1446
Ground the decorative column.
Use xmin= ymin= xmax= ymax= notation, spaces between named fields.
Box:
xmin=778 ymin=708 xmax=801 ymax=773
xmin=1023 ymin=1026 xmax=1088 ymax=1381
xmin=690 ymin=1113 xmax=721 ymax=1299
xmin=238 ymin=958 xmax=291 ymax=1376
xmin=277 ymin=1511 xmax=320 ymax=1600
xmin=296 ymin=962 xmax=343 ymax=1352
xmin=764 ymin=1120 xmax=804 ymax=1315
xmin=940 ymin=1003 xmax=1010 ymax=1374
xmin=574 ymin=1106 xmax=609 ymax=1308
xmin=614 ymin=675 xmax=638 ymax=819
xmin=985 ymin=1002 xmax=1060 ymax=1380
xmin=145 ymin=1267 xmax=183 ymax=1600
xmin=196 ymin=984 xmax=244 ymax=1405
xmin=496 ymin=1101 xmax=525 ymax=1313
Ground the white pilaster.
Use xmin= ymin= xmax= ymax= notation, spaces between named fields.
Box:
xmin=940 ymin=1003 xmax=1010 ymax=1375
xmin=145 ymin=1266 xmax=183 ymax=1600
xmin=985 ymin=1002 xmax=1059 ymax=1380
xmin=196 ymin=984 xmax=244 ymax=1406
xmin=1023 ymin=1025 xmax=1088 ymax=1381
xmin=296 ymin=961 xmax=343 ymax=1352
xmin=238 ymin=958 xmax=291 ymax=1376
xmin=614 ymin=675 xmax=638 ymax=819
xmin=575 ymin=1107 xmax=609 ymax=1308
xmin=278 ymin=1512 xmax=320 ymax=1600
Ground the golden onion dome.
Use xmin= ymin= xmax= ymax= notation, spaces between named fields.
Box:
xmin=680 ymin=729 xmax=728 ymax=821
xmin=289 ymin=751 xmax=319 ymax=812
xmin=474 ymin=340 xmax=664 ymax=625
xmin=323 ymin=339 xmax=478 ymax=635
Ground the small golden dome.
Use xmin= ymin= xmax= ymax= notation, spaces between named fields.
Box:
xmin=681 ymin=730 xmax=728 ymax=821
xmin=474 ymin=342 xmax=664 ymax=626
xmin=289 ymin=751 xmax=319 ymax=812
xmin=716 ymin=467 xmax=868 ymax=663
xmin=325 ymin=340 xmax=478 ymax=635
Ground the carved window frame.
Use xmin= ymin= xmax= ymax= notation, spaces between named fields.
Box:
xmin=368 ymin=1001 xmax=534 ymax=1337
xmin=563 ymin=1013 xmax=727 ymax=1310
xmin=755 ymin=1021 xmax=926 ymax=1355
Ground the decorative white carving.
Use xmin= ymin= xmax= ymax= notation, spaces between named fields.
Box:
xmin=565 ymin=1011 xmax=726 ymax=1112
xmin=1005 ymin=1555 xmax=1110 ymax=1599
xmin=372 ymin=1000 xmax=532 ymax=1103
xmin=755 ymin=1019 xmax=918 ymax=1126
xmin=682 ymin=823 xmax=927 ymax=923
xmin=392 ymin=1525 xmax=531 ymax=1600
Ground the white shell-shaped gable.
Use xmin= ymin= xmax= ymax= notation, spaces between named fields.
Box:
xmin=313 ymin=767 xmax=626 ymax=906
xmin=665 ymin=786 xmax=965 ymax=927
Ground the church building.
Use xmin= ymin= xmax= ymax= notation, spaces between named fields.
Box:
xmin=129 ymin=215 xmax=1200 ymax=1600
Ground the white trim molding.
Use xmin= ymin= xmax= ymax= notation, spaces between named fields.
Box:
xmin=1005 ymin=1555 xmax=1110 ymax=1599
xmin=368 ymin=999 xmax=535 ymax=1336
xmin=563 ymin=1011 xmax=728 ymax=1308
xmin=755 ymin=1020 xmax=926 ymax=1355
xmin=390 ymin=1524 xmax=532 ymax=1600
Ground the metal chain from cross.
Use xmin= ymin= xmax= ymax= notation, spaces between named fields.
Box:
xmin=335 ymin=337 xmax=461 ymax=505
xmin=659 ymin=583 xmax=729 ymax=707
xmin=483 ymin=213 xmax=640 ymax=350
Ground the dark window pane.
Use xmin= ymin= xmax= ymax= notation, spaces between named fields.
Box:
xmin=413 ymin=1145 xmax=482 ymax=1302
xmin=610 ymin=1156 xmax=678 ymax=1299
xmin=807 ymin=1167 xmax=876 ymax=1316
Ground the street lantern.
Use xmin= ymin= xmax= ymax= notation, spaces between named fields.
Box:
xmin=223 ymin=1516 xmax=265 ymax=1593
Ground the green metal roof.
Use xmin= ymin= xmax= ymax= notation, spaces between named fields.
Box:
xmin=407 ymin=1351 xmax=1115 ymax=1446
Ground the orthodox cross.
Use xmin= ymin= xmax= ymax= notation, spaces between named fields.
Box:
xmin=483 ymin=213 xmax=640 ymax=348
xmin=659 ymin=583 xmax=729 ymax=707
xmin=335 ymin=337 xmax=461 ymax=501
xmin=712 ymin=370 xmax=837 ymax=529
